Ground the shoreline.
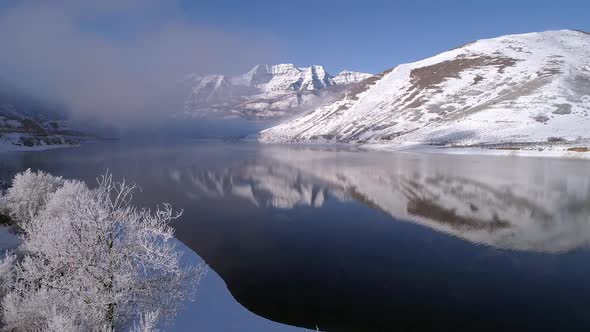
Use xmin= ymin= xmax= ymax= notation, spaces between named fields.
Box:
xmin=364 ymin=142 xmax=590 ymax=159
xmin=0 ymin=142 xmax=80 ymax=153
xmin=257 ymin=139 xmax=590 ymax=159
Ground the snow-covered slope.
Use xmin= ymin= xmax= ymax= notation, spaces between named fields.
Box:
xmin=0 ymin=81 xmax=83 ymax=151
xmin=183 ymin=64 xmax=371 ymax=120
xmin=259 ymin=30 xmax=590 ymax=147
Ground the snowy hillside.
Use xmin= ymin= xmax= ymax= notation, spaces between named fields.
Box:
xmin=259 ymin=30 xmax=590 ymax=149
xmin=182 ymin=64 xmax=371 ymax=120
xmin=0 ymin=82 xmax=83 ymax=151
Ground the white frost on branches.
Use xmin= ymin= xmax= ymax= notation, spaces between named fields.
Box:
xmin=1 ymin=169 xmax=64 ymax=225
xmin=130 ymin=311 xmax=160 ymax=332
xmin=0 ymin=253 xmax=15 ymax=297
xmin=0 ymin=171 xmax=207 ymax=331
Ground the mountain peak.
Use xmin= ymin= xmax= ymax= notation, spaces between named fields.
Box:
xmin=333 ymin=70 xmax=372 ymax=85
xmin=183 ymin=63 xmax=373 ymax=120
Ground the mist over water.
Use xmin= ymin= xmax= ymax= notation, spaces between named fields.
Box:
xmin=0 ymin=0 xmax=280 ymax=132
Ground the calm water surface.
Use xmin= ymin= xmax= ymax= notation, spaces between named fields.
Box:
xmin=2 ymin=141 xmax=590 ymax=331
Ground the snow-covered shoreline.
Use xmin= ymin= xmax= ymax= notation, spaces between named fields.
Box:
xmin=0 ymin=132 xmax=82 ymax=153
xmin=172 ymin=240 xmax=305 ymax=332
xmin=0 ymin=227 xmax=303 ymax=331
xmin=0 ymin=142 xmax=79 ymax=153
xmin=364 ymin=142 xmax=590 ymax=159
xmin=258 ymin=140 xmax=590 ymax=159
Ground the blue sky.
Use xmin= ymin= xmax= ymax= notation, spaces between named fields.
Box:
xmin=1 ymin=0 xmax=589 ymax=79
xmin=175 ymin=0 xmax=590 ymax=74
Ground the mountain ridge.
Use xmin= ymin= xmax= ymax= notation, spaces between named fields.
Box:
xmin=259 ymin=30 xmax=590 ymax=150
xmin=182 ymin=64 xmax=371 ymax=120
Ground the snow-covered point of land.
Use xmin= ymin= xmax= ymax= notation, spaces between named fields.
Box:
xmin=259 ymin=30 xmax=590 ymax=147
xmin=0 ymin=103 xmax=82 ymax=152
xmin=183 ymin=64 xmax=372 ymax=120
xmin=0 ymin=133 xmax=79 ymax=152
xmin=172 ymin=240 xmax=305 ymax=331
xmin=0 ymin=225 xmax=302 ymax=331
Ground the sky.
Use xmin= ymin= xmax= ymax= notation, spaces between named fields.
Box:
xmin=178 ymin=0 xmax=590 ymax=74
xmin=3 ymin=0 xmax=589 ymax=76
xmin=0 ymin=0 xmax=589 ymax=125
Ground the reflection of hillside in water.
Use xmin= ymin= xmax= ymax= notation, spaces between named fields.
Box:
xmin=168 ymin=146 xmax=590 ymax=253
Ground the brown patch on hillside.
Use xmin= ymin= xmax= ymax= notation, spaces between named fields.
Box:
xmin=402 ymin=56 xmax=517 ymax=109
xmin=567 ymin=147 xmax=590 ymax=152
xmin=446 ymin=76 xmax=551 ymax=122
xmin=410 ymin=56 xmax=517 ymax=90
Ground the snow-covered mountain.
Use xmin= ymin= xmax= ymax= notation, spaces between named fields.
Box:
xmin=183 ymin=64 xmax=372 ymax=120
xmin=259 ymin=30 xmax=590 ymax=148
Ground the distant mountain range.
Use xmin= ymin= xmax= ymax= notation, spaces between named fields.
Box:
xmin=4 ymin=29 xmax=590 ymax=152
xmin=259 ymin=30 xmax=590 ymax=149
xmin=182 ymin=64 xmax=371 ymax=120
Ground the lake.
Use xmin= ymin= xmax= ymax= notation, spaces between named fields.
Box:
xmin=2 ymin=141 xmax=590 ymax=331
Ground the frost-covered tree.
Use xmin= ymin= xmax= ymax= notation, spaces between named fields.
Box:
xmin=2 ymin=173 xmax=207 ymax=331
xmin=0 ymin=253 xmax=15 ymax=297
xmin=1 ymin=169 xmax=64 ymax=226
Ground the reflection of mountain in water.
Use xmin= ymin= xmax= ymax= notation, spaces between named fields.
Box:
xmin=169 ymin=147 xmax=590 ymax=253
xmin=167 ymin=162 xmax=342 ymax=209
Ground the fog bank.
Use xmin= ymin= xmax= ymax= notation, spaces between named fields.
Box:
xmin=0 ymin=0 xmax=279 ymax=132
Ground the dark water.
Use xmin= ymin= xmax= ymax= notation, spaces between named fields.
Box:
xmin=2 ymin=141 xmax=590 ymax=331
